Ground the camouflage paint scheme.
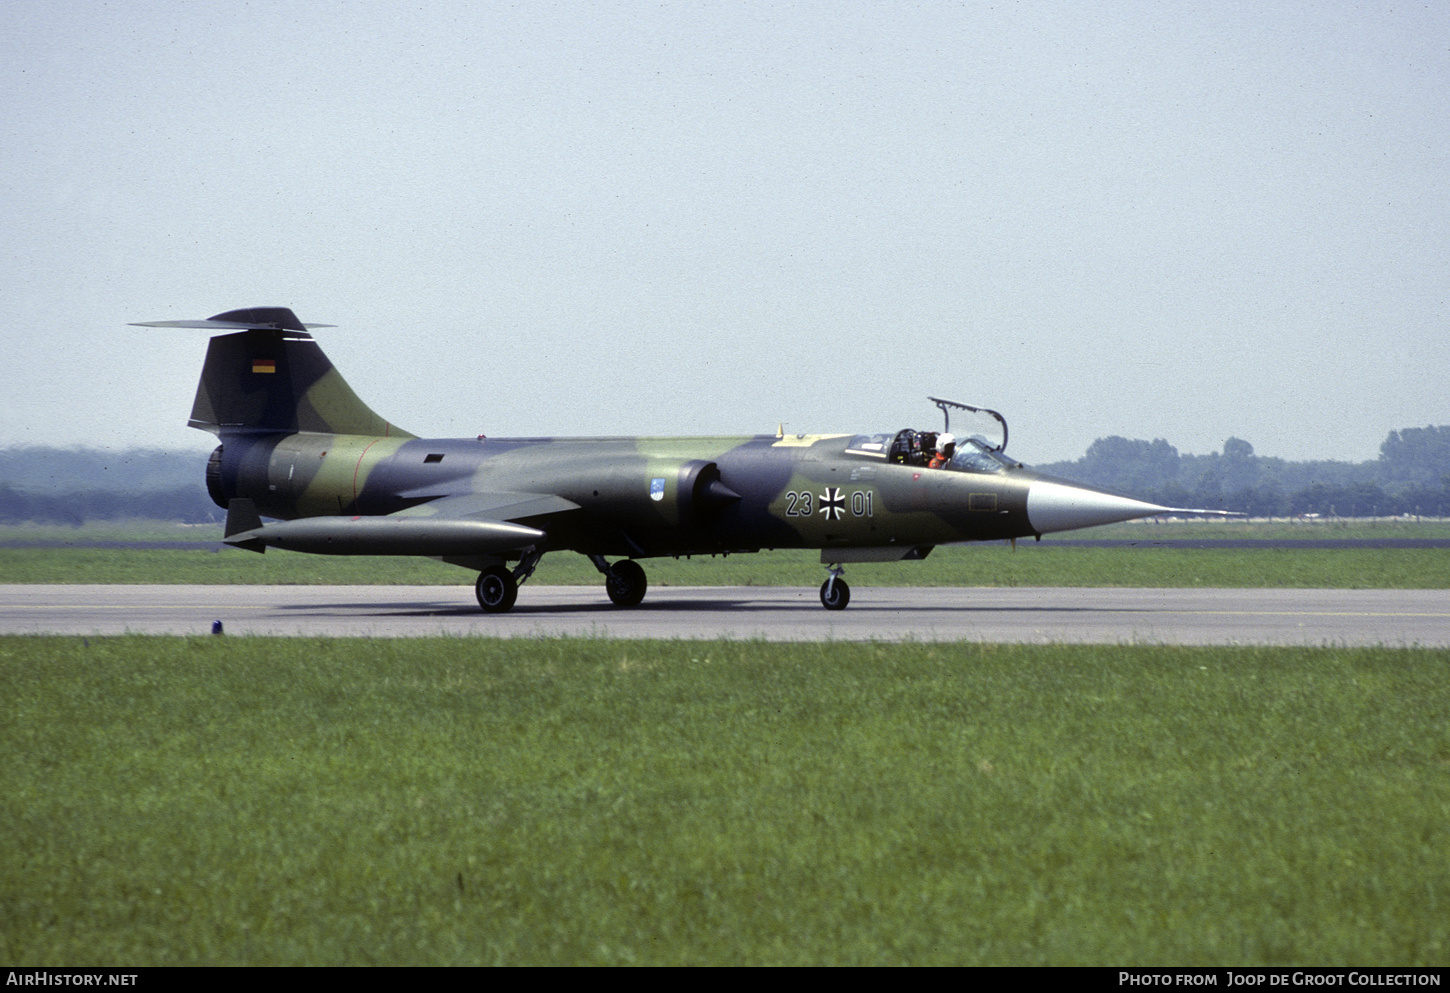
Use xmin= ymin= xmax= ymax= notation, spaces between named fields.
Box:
xmin=134 ymin=308 xmax=1197 ymax=611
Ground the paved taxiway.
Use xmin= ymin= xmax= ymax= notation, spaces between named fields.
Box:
xmin=2 ymin=585 xmax=1448 ymax=645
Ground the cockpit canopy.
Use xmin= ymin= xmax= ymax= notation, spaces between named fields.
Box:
xmin=845 ymin=430 xmax=1018 ymax=473
xmin=844 ymin=399 xmax=1020 ymax=475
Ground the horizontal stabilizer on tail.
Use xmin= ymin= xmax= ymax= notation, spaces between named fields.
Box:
xmin=131 ymin=307 xmax=334 ymax=336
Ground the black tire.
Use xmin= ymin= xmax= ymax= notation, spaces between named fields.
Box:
xmin=605 ymin=559 xmax=648 ymax=608
xmin=475 ymin=566 xmax=518 ymax=613
xmin=819 ymin=577 xmax=850 ymax=611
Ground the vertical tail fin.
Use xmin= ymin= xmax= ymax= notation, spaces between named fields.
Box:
xmin=131 ymin=308 xmax=413 ymax=438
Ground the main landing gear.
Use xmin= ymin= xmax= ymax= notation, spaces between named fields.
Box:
xmin=820 ymin=564 xmax=850 ymax=611
xmin=475 ymin=566 xmax=518 ymax=613
xmin=473 ymin=552 xmax=650 ymax=613
xmin=474 ymin=546 xmax=543 ymax=614
xmin=591 ymin=555 xmax=648 ymax=607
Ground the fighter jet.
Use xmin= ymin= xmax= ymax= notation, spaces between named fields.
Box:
xmin=133 ymin=307 xmax=1229 ymax=611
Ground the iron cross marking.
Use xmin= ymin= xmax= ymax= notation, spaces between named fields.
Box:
xmin=819 ymin=487 xmax=846 ymax=521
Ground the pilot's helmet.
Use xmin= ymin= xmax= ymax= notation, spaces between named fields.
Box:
xmin=938 ymin=433 xmax=956 ymax=452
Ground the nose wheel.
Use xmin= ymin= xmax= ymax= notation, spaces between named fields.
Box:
xmin=820 ymin=565 xmax=850 ymax=610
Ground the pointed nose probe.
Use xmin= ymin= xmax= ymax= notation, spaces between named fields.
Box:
xmin=1025 ymin=479 xmax=1174 ymax=535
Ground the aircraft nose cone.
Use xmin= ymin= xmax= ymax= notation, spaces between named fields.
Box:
xmin=1026 ymin=480 xmax=1169 ymax=534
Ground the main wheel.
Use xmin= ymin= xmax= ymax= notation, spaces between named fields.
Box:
xmin=819 ymin=577 xmax=851 ymax=611
xmin=605 ymin=559 xmax=648 ymax=608
xmin=475 ymin=566 xmax=518 ymax=613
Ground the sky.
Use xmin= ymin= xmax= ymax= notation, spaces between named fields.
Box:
xmin=3 ymin=0 xmax=1446 ymax=466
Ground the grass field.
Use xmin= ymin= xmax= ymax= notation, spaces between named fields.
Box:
xmin=2 ymin=542 xmax=1448 ymax=589
xmin=4 ymin=519 xmax=1446 ymax=965
xmin=3 ymin=518 xmax=1448 ymax=590
xmin=3 ymin=636 xmax=1447 ymax=966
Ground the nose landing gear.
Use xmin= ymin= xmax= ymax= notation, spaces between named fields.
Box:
xmin=820 ymin=564 xmax=850 ymax=611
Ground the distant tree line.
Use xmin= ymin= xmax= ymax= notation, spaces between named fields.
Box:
xmin=0 ymin=447 xmax=218 ymax=525
xmin=1036 ymin=425 xmax=1450 ymax=517
xmin=0 ymin=446 xmax=206 ymax=492
xmin=0 ymin=484 xmax=217 ymax=525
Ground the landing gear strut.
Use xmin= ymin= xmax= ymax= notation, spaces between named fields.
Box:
xmin=474 ymin=546 xmax=544 ymax=614
xmin=590 ymin=555 xmax=648 ymax=608
xmin=820 ymin=564 xmax=850 ymax=611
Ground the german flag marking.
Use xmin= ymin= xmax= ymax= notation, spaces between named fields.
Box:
xmin=252 ymin=359 xmax=276 ymax=374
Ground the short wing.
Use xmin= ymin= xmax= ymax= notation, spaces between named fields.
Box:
xmin=391 ymin=491 xmax=580 ymax=524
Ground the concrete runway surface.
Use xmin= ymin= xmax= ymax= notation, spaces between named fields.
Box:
xmin=2 ymin=584 xmax=1448 ymax=645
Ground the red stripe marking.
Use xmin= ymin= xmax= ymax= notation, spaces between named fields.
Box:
xmin=352 ymin=438 xmax=384 ymax=507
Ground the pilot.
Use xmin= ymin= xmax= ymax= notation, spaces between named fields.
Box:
xmin=929 ymin=433 xmax=956 ymax=469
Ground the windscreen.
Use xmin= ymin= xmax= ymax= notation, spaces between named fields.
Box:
xmin=946 ymin=439 xmax=1008 ymax=474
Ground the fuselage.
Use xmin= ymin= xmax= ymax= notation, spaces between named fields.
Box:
xmin=208 ymin=429 xmax=1051 ymax=559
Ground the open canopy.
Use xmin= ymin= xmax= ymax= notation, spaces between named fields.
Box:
xmin=843 ymin=398 xmax=1018 ymax=474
